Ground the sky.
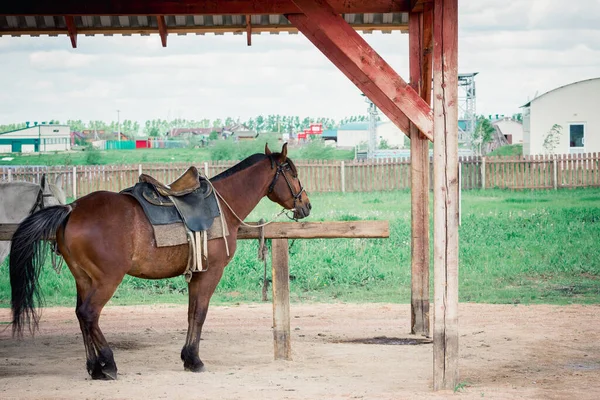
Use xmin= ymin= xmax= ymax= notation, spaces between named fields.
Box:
xmin=0 ymin=0 xmax=599 ymax=127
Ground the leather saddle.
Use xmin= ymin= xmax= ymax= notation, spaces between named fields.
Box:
xmin=122 ymin=166 xmax=220 ymax=232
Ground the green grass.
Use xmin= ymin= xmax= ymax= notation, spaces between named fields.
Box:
xmin=0 ymin=140 xmax=354 ymax=166
xmin=1 ymin=188 xmax=600 ymax=308
xmin=487 ymin=144 xmax=523 ymax=157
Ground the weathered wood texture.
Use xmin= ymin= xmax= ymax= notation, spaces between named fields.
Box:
xmin=271 ymin=238 xmax=292 ymax=360
xmin=0 ymin=221 xmax=389 ymax=242
xmin=409 ymin=9 xmax=431 ymax=338
xmin=2 ymin=155 xmax=597 ymax=197
xmin=432 ymin=0 xmax=459 ymax=391
xmin=290 ymin=0 xmax=433 ymax=140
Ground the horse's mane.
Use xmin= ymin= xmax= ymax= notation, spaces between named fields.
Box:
xmin=211 ymin=152 xmax=296 ymax=181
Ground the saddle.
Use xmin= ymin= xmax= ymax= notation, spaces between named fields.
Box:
xmin=122 ymin=166 xmax=220 ymax=232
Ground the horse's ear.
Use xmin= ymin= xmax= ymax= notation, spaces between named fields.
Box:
xmin=55 ymin=174 xmax=64 ymax=189
xmin=265 ymin=143 xmax=272 ymax=155
xmin=279 ymin=142 xmax=288 ymax=163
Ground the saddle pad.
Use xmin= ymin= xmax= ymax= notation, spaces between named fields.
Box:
xmin=122 ymin=181 xmax=221 ymax=231
xmin=152 ymin=219 xmax=229 ymax=247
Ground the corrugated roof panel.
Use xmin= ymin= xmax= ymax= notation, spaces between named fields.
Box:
xmin=175 ymin=15 xmax=186 ymax=26
xmin=193 ymin=15 xmax=204 ymax=25
xmin=43 ymin=16 xmax=55 ymax=28
xmin=118 ymin=16 xmax=130 ymax=27
xmin=213 ymin=15 xmax=223 ymax=25
xmin=99 ymin=16 xmax=111 ymax=27
xmin=138 ymin=16 xmax=149 ymax=27
xmin=382 ymin=13 xmax=393 ymax=24
xmin=24 ymin=16 xmax=36 ymax=28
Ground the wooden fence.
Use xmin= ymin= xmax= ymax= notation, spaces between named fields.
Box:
xmin=2 ymin=153 xmax=600 ymax=197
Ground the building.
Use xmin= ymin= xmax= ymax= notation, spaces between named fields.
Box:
xmin=0 ymin=123 xmax=71 ymax=153
xmin=336 ymin=121 xmax=406 ymax=149
xmin=492 ymin=117 xmax=523 ymax=145
xmin=522 ymin=77 xmax=600 ymax=155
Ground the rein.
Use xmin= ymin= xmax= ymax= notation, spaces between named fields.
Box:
xmin=208 ymin=156 xmax=303 ymax=229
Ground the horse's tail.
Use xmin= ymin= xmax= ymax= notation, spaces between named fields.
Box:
xmin=9 ymin=205 xmax=72 ymax=337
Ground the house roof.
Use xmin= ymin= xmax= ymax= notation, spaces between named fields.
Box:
xmin=0 ymin=124 xmax=69 ymax=135
xmin=338 ymin=122 xmax=370 ymax=131
xmin=322 ymin=129 xmax=337 ymax=138
xmin=521 ymin=77 xmax=600 ymax=108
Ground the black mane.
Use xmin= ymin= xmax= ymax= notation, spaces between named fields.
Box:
xmin=210 ymin=153 xmax=270 ymax=182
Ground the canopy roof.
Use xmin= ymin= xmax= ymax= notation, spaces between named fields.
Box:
xmin=0 ymin=1 xmax=420 ymax=42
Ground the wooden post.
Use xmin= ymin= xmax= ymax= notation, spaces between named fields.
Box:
xmin=481 ymin=156 xmax=486 ymax=189
xmin=72 ymin=166 xmax=77 ymax=199
xmin=432 ymin=0 xmax=459 ymax=391
xmin=138 ymin=164 xmax=142 ymax=177
xmin=271 ymin=238 xmax=291 ymax=360
xmin=7 ymin=168 xmax=12 ymax=182
xmin=553 ymin=157 xmax=558 ymax=190
xmin=458 ymin=161 xmax=462 ymax=226
xmin=340 ymin=161 xmax=346 ymax=193
xmin=409 ymin=10 xmax=431 ymax=338
xmin=203 ymin=162 xmax=209 ymax=178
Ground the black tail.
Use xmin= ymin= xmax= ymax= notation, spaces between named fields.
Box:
xmin=9 ymin=205 xmax=71 ymax=337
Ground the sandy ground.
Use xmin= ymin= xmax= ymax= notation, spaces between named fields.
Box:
xmin=1 ymin=303 xmax=599 ymax=399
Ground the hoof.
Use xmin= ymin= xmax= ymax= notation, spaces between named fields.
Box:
xmin=184 ymin=361 xmax=206 ymax=373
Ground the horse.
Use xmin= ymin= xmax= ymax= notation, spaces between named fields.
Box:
xmin=9 ymin=143 xmax=311 ymax=380
xmin=0 ymin=174 xmax=66 ymax=265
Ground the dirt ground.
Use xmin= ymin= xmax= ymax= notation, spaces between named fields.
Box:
xmin=1 ymin=303 xmax=599 ymax=399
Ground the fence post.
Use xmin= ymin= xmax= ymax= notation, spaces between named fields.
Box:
xmin=271 ymin=238 xmax=291 ymax=361
xmin=340 ymin=161 xmax=345 ymax=193
xmin=458 ymin=161 xmax=462 ymax=226
xmin=553 ymin=157 xmax=558 ymax=190
xmin=7 ymin=168 xmax=12 ymax=182
xmin=138 ymin=164 xmax=142 ymax=177
xmin=203 ymin=162 xmax=209 ymax=178
xmin=72 ymin=166 xmax=77 ymax=199
xmin=481 ymin=156 xmax=486 ymax=190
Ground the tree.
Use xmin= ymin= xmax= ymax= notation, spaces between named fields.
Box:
xmin=472 ymin=116 xmax=495 ymax=156
xmin=542 ymin=124 xmax=562 ymax=154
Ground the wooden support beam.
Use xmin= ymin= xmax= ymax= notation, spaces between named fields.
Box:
xmin=64 ymin=16 xmax=77 ymax=48
xmin=156 ymin=15 xmax=167 ymax=47
xmin=0 ymin=221 xmax=389 ymax=241
xmin=432 ymin=0 xmax=459 ymax=391
xmin=290 ymin=0 xmax=434 ymax=140
xmin=1 ymin=0 xmax=414 ymax=16
xmin=246 ymin=14 xmax=252 ymax=46
xmin=271 ymin=238 xmax=291 ymax=360
xmin=0 ymin=23 xmax=409 ymax=38
xmin=287 ymin=13 xmax=410 ymax=136
xmin=409 ymin=10 xmax=430 ymax=338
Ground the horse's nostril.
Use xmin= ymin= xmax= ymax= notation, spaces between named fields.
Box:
xmin=308 ymin=203 xmax=312 ymax=210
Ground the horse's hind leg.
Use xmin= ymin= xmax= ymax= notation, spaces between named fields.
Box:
xmin=70 ymin=263 xmax=122 ymax=380
xmin=75 ymin=286 xmax=102 ymax=378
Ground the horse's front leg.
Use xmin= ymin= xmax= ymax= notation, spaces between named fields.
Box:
xmin=181 ymin=266 xmax=224 ymax=372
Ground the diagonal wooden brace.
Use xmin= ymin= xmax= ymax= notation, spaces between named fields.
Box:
xmin=290 ymin=0 xmax=434 ymax=141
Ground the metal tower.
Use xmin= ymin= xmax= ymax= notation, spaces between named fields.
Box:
xmin=458 ymin=72 xmax=478 ymax=143
xmin=365 ymin=96 xmax=378 ymax=158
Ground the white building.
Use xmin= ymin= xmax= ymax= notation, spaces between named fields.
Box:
xmin=0 ymin=124 xmax=71 ymax=153
xmin=336 ymin=121 xmax=405 ymax=149
xmin=492 ymin=117 xmax=523 ymax=145
xmin=522 ymin=78 xmax=600 ymax=155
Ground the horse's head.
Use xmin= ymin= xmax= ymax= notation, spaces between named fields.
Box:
xmin=265 ymin=143 xmax=311 ymax=220
xmin=41 ymin=174 xmax=67 ymax=206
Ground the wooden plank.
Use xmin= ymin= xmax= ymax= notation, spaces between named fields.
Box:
xmin=287 ymin=14 xmax=412 ymax=137
xmin=2 ymin=0 xmax=413 ymax=16
xmin=271 ymin=238 xmax=291 ymax=360
xmin=1 ymin=221 xmax=389 ymax=241
xmin=156 ymin=15 xmax=168 ymax=47
xmin=432 ymin=0 xmax=459 ymax=391
xmin=409 ymin=10 xmax=430 ymax=337
xmin=289 ymin=0 xmax=434 ymax=140
xmin=64 ymin=16 xmax=77 ymax=48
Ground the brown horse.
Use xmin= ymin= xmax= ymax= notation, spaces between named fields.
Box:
xmin=9 ymin=143 xmax=311 ymax=380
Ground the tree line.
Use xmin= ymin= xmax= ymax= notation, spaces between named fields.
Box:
xmin=0 ymin=114 xmax=372 ymax=138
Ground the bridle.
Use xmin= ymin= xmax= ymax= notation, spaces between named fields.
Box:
xmin=268 ymin=157 xmax=306 ymax=217
xmin=28 ymin=175 xmax=55 ymax=215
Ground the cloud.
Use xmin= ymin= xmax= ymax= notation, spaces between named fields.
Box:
xmin=0 ymin=1 xmax=599 ymax=126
